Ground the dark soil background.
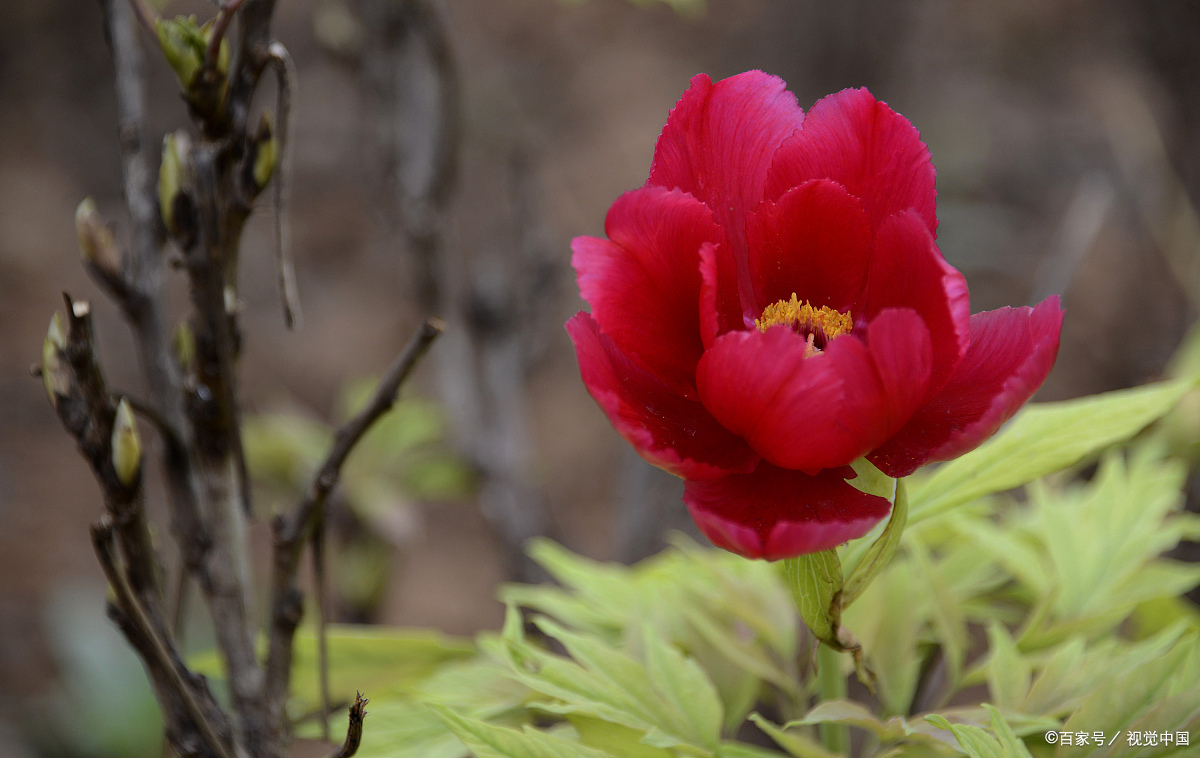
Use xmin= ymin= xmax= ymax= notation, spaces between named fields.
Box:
xmin=3 ymin=0 xmax=1200 ymax=754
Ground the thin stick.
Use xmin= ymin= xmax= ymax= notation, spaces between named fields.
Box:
xmin=313 ymin=509 xmax=332 ymax=741
xmin=330 ymin=692 xmax=368 ymax=758
xmin=265 ymin=41 xmax=301 ymax=329
xmin=264 ymin=318 xmax=443 ymax=708
xmin=204 ymin=0 xmax=248 ymax=72
xmin=92 ymin=520 xmax=236 ymax=758
xmin=170 ymin=560 xmax=191 ymax=641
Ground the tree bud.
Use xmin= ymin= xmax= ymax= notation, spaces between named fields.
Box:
xmin=252 ymin=112 xmax=278 ymax=190
xmin=111 ymin=397 xmax=142 ymax=487
xmin=42 ymin=313 xmax=68 ymax=407
xmin=172 ymin=322 xmax=195 ymax=372
xmin=75 ymin=198 xmax=121 ymax=276
xmin=159 ymin=132 xmax=186 ymax=233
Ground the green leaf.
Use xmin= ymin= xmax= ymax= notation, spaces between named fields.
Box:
xmin=1057 ymin=631 xmax=1196 ymax=756
xmin=908 ymin=535 xmax=968 ymax=689
xmin=748 ymin=714 xmax=839 ymax=758
xmin=909 ymin=379 xmax=1192 ymax=524
xmin=716 ymin=743 xmax=791 ymax=758
xmin=983 ymin=706 xmax=1033 ymax=758
xmin=641 ymin=625 xmax=723 ymax=749
xmin=842 ymin=478 xmax=907 ymax=608
xmin=924 ymin=715 xmax=1005 ymax=758
xmin=567 ymin=716 xmax=674 ymax=758
xmin=984 ymin=624 xmax=1031 ymax=711
xmin=782 ymin=550 xmax=843 ymax=645
xmin=288 ymin=626 xmax=474 ymax=704
xmin=841 ymin=558 xmax=921 ymax=716
xmin=430 ymin=704 xmax=618 ymax=758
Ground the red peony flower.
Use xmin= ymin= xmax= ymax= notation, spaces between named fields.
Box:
xmin=567 ymin=71 xmax=1063 ymax=560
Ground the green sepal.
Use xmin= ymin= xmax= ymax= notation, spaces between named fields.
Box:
xmin=782 ymin=549 xmax=842 ymax=646
xmin=842 ymin=477 xmax=907 ymax=608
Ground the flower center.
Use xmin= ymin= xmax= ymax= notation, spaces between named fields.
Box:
xmin=755 ymin=293 xmax=853 ymax=357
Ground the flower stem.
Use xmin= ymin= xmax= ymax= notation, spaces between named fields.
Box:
xmin=816 ymin=643 xmax=848 ymax=754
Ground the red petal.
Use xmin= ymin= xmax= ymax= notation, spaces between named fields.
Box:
xmin=572 ymin=186 xmax=725 ymax=397
xmin=699 ymin=241 xmax=743 ymax=349
xmin=866 ymin=308 xmax=934 ymax=434
xmin=684 ymin=463 xmax=892 ymax=560
xmin=696 ymin=318 xmax=930 ymax=472
xmin=868 ymin=296 xmax=1064 ymax=477
xmin=567 ymin=312 xmax=759 ymax=480
xmin=860 ymin=211 xmax=969 ymax=397
xmin=764 ymin=87 xmax=937 ymax=235
xmin=747 ymin=179 xmax=872 ymax=314
xmin=647 ymin=71 xmax=805 ymax=312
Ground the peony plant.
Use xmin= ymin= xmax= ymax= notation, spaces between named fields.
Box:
xmin=567 ymin=71 xmax=1063 ymax=561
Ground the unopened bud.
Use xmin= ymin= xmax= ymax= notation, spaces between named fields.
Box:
xmin=159 ymin=132 xmax=185 ymax=233
xmin=75 ymin=198 xmax=121 ymax=276
xmin=172 ymin=322 xmax=195 ymax=372
xmin=155 ymin=15 xmax=206 ymax=90
xmin=111 ymin=397 xmax=142 ymax=487
xmin=252 ymin=112 xmax=277 ymax=190
xmin=42 ymin=313 xmax=68 ymax=406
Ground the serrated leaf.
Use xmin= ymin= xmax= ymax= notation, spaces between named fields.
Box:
xmin=909 ymin=379 xmax=1192 ymax=525
xmin=749 ymin=713 xmax=838 ymax=758
xmin=641 ymin=625 xmax=723 ymax=749
xmin=1058 ymin=631 xmax=1196 ymax=757
xmin=984 ymin=624 xmax=1030 ymax=711
xmin=530 ymin=617 xmax=699 ymax=748
xmin=908 ymin=536 xmax=967 ymax=689
xmin=782 ymin=550 xmax=843 ymax=645
xmin=983 ymin=706 xmax=1033 ymax=758
xmin=430 ymin=704 xmax=617 ymax=758
xmin=566 ymin=716 xmax=674 ymax=758
xmin=925 ymin=715 xmax=1005 ymax=758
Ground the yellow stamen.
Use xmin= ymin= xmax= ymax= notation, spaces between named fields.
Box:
xmin=755 ymin=293 xmax=853 ymax=355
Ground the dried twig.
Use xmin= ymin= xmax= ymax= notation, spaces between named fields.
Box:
xmin=330 ymin=693 xmax=369 ymax=758
xmin=264 ymin=41 xmax=301 ymax=328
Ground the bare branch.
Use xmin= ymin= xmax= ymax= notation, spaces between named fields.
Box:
xmin=330 ymin=693 xmax=368 ymax=758
xmin=93 ymin=520 xmax=237 ymax=758
xmin=205 ymin=0 xmax=249 ymax=72
xmin=312 ymin=510 xmax=332 ymax=742
xmin=264 ymin=318 xmax=443 ymax=711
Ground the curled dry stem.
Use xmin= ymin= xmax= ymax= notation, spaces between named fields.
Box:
xmin=264 ymin=41 xmax=301 ymax=328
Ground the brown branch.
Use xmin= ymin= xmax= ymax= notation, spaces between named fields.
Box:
xmin=330 ymin=693 xmax=368 ymax=758
xmin=204 ymin=0 xmax=249 ymax=73
xmin=101 ymin=0 xmax=207 ymax=586
xmin=312 ymin=509 xmax=331 ymax=741
xmin=226 ymin=0 xmax=277 ymax=136
xmin=264 ymin=318 xmax=443 ymax=714
xmin=93 ymin=520 xmax=237 ymax=758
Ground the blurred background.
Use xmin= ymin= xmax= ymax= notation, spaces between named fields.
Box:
xmin=3 ymin=0 xmax=1200 ymax=754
